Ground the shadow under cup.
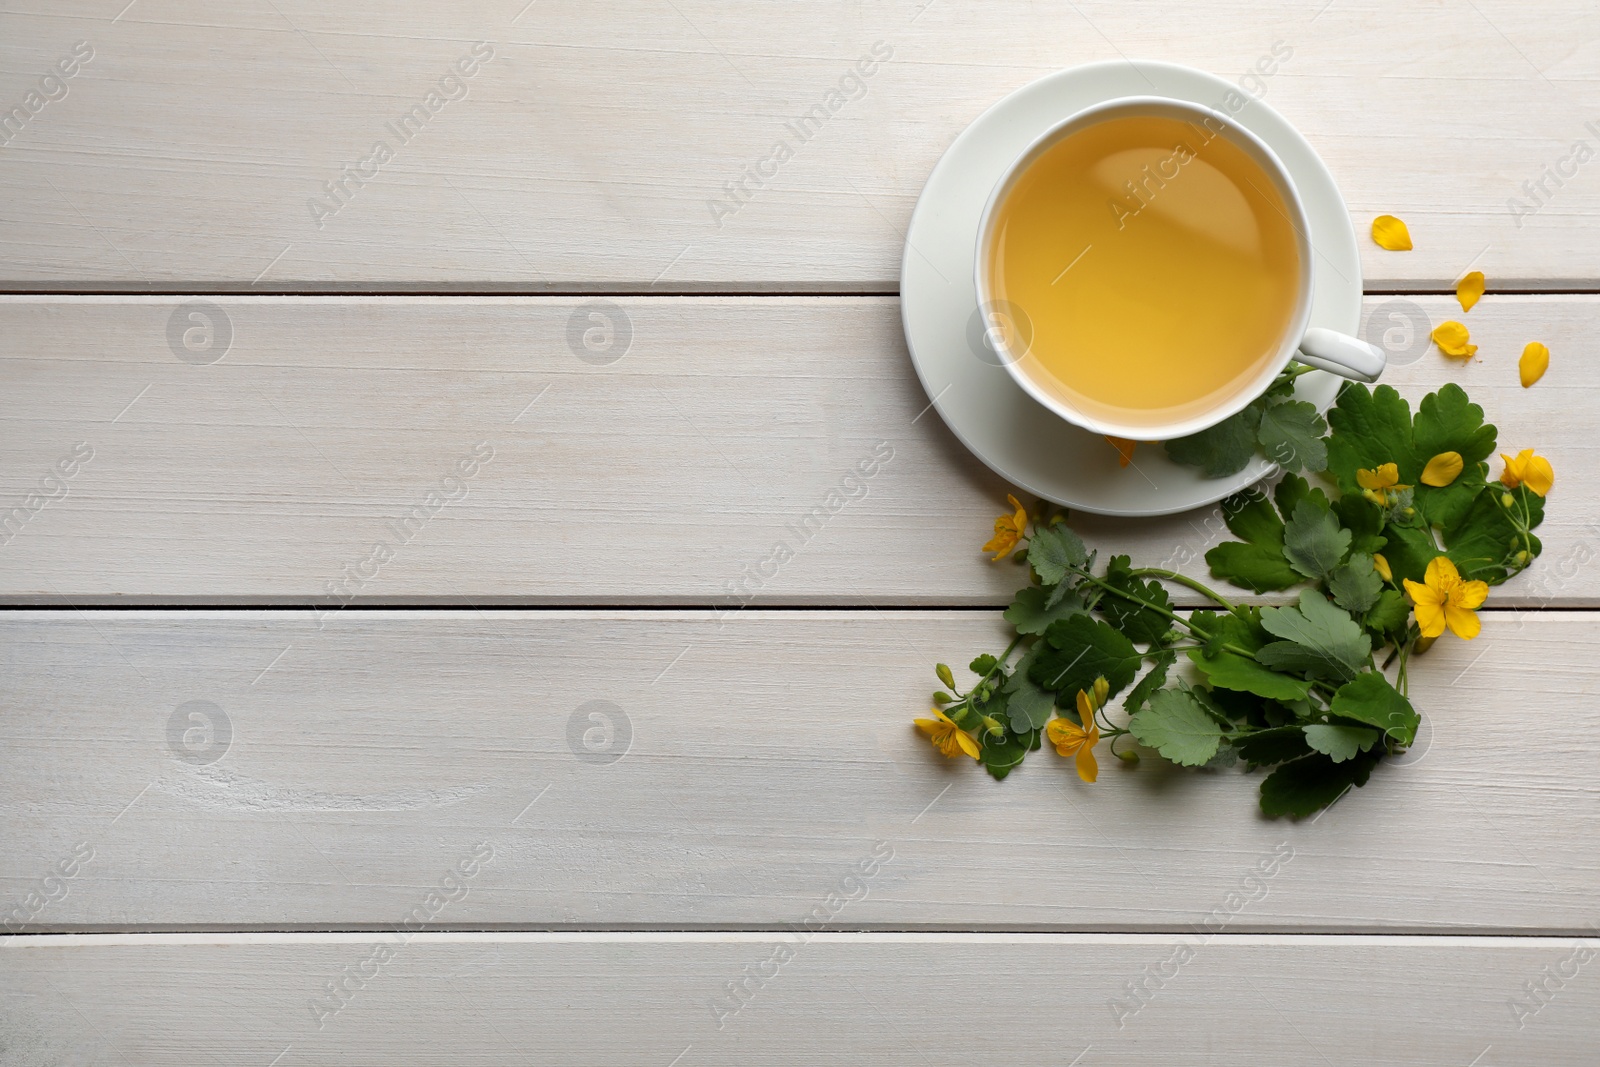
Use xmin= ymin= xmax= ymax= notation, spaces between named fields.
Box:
xmin=975 ymin=97 xmax=1315 ymax=443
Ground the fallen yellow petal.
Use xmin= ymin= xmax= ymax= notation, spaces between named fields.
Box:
xmin=1456 ymin=271 xmax=1484 ymax=313
xmin=1104 ymin=436 xmax=1137 ymax=468
xmin=1431 ymin=321 xmax=1475 ymax=359
xmin=1371 ymin=215 xmax=1413 ymax=251
xmin=1421 ymin=451 xmax=1464 ymax=487
xmin=1373 ymin=553 xmax=1393 ymax=583
xmin=1519 ymin=342 xmax=1549 ymax=388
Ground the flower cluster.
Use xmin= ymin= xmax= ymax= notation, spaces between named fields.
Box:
xmin=914 ymin=382 xmax=1554 ymax=818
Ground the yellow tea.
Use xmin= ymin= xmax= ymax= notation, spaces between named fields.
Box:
xmin=986 ymin=113 xmax=1302 ymax=432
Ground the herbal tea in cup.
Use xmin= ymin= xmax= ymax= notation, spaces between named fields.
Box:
xmin=975 ymin=97 xmax=1384 ymax=441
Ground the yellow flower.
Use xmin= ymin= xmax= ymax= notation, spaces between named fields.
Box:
xmin=1431 ymin=321 xmax=1477 ymax=359
xmin=1105 ymin=436 xmax=1137 ymax=468
xmin=1046 ymin=685 xmax=1102 ymax=783
xmin=1499 ymin=449 xmax=1554 ymax=497
xmin=1357 ymin=463 xmax=1411 ymax=507
xmin=1421 ymin=451 xmax=1464 ymax=487
xmin=1456 ymin=270 xmax=1484 ymax=313
xmin=982 ymin=493 xmax=1027 ymax=561
xmin=1519 ymin=342 xmax=1549 ymax=388
xmin=1403 ymin=556 xmax=1488 ymax=640
xmin=914 ymin=707 xmax=980 ymax=760
xmin=1373 ymin=553 xmax=1392 ymax=583
xmin=1371 ymin=215 xmax=1413 ymax=251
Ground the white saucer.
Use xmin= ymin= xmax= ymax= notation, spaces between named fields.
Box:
xmin=900 ymin=60 xmax=1362 ymax=517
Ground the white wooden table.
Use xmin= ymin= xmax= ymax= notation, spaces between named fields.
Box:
xmin=3 ymin=3 xmax=1597 ymax=1063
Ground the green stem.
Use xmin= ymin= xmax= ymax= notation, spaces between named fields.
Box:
xmin=961 ymin=634 xmax=1027 ymax=707
xmin=1072 ymin=568 xmax=1212 ymax=639
xmin=1129 ymin=568 xmax=1240 ymax=614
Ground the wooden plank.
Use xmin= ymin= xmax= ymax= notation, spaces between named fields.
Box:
xmin=3 ymin=609 xmax=1595 ymax=933
xmin=4 ymin=932 xmax=1596 ymax=1064
xmin=0 ymin=294 xmax=1589 ymax=605
xmin=1 ymin=2 xmax=1597 ymax=289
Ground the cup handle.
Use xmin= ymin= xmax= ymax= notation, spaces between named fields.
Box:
xmin=1296 ymin=327 xmax=1385 ymax=383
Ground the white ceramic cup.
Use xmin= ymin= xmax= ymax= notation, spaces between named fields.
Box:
xmin=974 ymin=96 xmax=1385 ymax=442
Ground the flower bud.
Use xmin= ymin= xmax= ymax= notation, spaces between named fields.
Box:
xmin=936 ymin=663 xmax=955 ymax=690
xmin=947 ymin=703 xmax=980 ymax=730
xmin=932 ymin=691 xmax=952 ymax=705
xmin=1501 ymin=492 xmax=1515 ymax=509
xmin=1114 ymin=748 xmax=1139 ymax=764
xmin=980 ymin=716 xmax=1005 ymax=739
xmin=1515 ymin=550 xmax=1531 ymax=565
xmin=1092 ymin=676 xmax=1110 ymax=708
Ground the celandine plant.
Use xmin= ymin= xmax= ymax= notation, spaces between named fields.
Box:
xmin=916 ymin=382 xmax=1554 ymax=818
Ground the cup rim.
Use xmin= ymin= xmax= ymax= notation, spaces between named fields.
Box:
xmin=973 ymin=94 xmax=1316 ymax=442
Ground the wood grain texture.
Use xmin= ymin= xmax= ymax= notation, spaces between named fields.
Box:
xmin=1 ymin=1 xmax=1597 ymax=288
xmin=0 ymin=294 xmax=1589 ymax=605
xmin=5 ymin=932 xmax=1598 ymax=1065
xmin=3 ymin=609 xmax=1596 ymax=933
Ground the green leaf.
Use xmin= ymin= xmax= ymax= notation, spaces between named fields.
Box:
xmin=1233 ymin=726 xmax=1313 ymax=767
xmin=1413 ymin=384 xmax=1496 ymax=468
xmin=1256 ymin=399 xmax=1328 ymax=474
xmin=1188 ymin=647 xmax=1313 ymax=701
xmin=1325 ymin=384 xmax=1422 ymax=495
xmin=1418 ymin=478 xmax=1481 ymax=534
xmin=1303 ymin=723 xmax=1381 ymax=763
xmin=1409 ymin=386 xmax=1492 ymax=530
xmin=1333 ymin=494 xmax=1386 ymax=557
xmin=1283 ymin=499 xmax=1352 ymax=580
xmin=969 ymin=654 xmax=998 ymax=676
xmin=1199 ymin=685 xmax=1270 ymax=728
xmin=1380 ymin=523 xmax=1441 ymax=586
xmin=1205 ymin=491 xmax=1301 ymax=593
xmin=1031 ymin=615 xmax=1142 ymax=701
xmin=1129 ymin=689 xmax=1225 ymax=767
xmin=1191 ymin=607 xmax=1270 ymax=654
xmin=1165 ymin=404 xmax=1264 ymax=478
xmin=1096 ymin=555 xmax=1175 ymax=644
xmin=1328 ymin=671 xmax=1419 ymax=747
xmin=1186 ymin=607 xmax=1314 ymax=700
xmin=1027 ymin=523 xmax=1087 ymax=585
xmin=1002 ymin=647 xmax=1056 ymax=732
xmin=979 ymin=726 xmax=1039 ymax=780
xmin=1259 ymin=749 xmax=1381 ymax=818
xmin=1328 ymin=553 xmax=1383 ymax=615
xmin=1254 ymin=642 xmax=1353 ymax=682
xmin=1222 ymin=488 xmax=1282 ymax=544
xmin=1364 ymin=589 xmax=1410 ymax=636
xmin=1004 ymin=584 xmax=1086 ymax=636
xmin=1275 ymin=472 xmax=1331 ymax=518
xmin=1122 ymin=647 xmax=1177 ymax=714
xmin=1206 ymin=542 xmax=1303 ymax=593
xmin=1440 ymin=483 xmax=1538 ymax=585
xmin=1324 ymin=381 xmax=1501 ymax=539
xmin=1257 ymin=590 xmax=1371 ymax=680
